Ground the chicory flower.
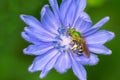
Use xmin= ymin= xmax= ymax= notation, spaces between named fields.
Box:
xmin=20 ymin=0 xmax=114 ymax=80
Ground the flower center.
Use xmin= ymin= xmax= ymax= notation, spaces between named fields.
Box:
xmin=53 ymin=27 xmax=90 ymax=58
xmin=59 ymin=35 xmax=72 ymax=49
xmin=53 ymin=27 xmax=81 ymax=51
xmin=53 ymin=27 xmax=72 ymax=52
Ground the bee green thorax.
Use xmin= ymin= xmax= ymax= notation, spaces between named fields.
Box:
xmin=67 ymin=28 xmax=82 ymax=41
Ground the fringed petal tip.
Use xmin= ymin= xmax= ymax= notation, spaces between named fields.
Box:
xmin=55 ymin=65 xmax=69 ymax=74
xmin=39 ymin=73 xmax=45 ymax=79
xmin=23 ymin=48 xmax=28 ymax=55
xmin=98 ymin=16 xmax=110 ymax=25
xmin=20 ymin=14 xmax=25 ymax=20
xmin=79 ymin=12 xmax=92 ymax=23
xmin=96 ymin=16 xmax=110 ymax=27
xmin=55 ymin=69 xmax=67 ymax=74
xmin=20 ymin=14 xmax=29 ymax=22
xmin=20 ymin=14 xmax=36 ymax=20
xmin=107 ymin=31 xmax=115 ymax=42
xmin=28 ymin=64 xmax=35 ymax=73
xmin=21 ymin=32 xmax=26 ymax=39
xmin=104 ymin=16 xmax=110 ymax=21
xmin=41 ymin=5 xmax=49 ymax=18
xmin=39 ymin=70 xmax=49 ymax=79
xmin=21 ymin=29 xmax=35 ymax=44
xmin=39 ymin=74 xmax=44 ymax=79
xmin=23 ymin=48 xmax=34 ymax=55
xmin=88 ymin=44 xmax=112 ymax=55
xmin=20 ymin=14 xmax=33 ymax=26
xmin=20 ymin=14 xmax=43 ymax=30
xmin=29 ymin=66 xmax=48 ymax=79
xmin=105 ymin=49 xmax=112 ymax=55
xmin=87 ymin=54 xmax=99 ymax=66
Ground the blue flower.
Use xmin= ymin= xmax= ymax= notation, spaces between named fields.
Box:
xmin=20 ymin=0 xmax=114 ymax=80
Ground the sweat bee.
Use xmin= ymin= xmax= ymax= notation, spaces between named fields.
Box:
xmin=67 ymin=28 xmax=90 ymax=58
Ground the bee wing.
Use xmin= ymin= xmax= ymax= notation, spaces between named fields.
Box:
xmin=81 ymin=39 xmax=90 ymax=58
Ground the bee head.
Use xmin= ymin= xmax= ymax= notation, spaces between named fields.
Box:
xmin=66 ymin=28 xmax=76 ymax=36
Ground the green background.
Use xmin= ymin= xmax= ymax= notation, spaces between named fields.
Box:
xmin=0 ymin=0 xmax=119 ymax=80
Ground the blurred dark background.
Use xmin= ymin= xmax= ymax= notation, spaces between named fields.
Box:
xmin=0 ymin=0 xmax=119 ymax=80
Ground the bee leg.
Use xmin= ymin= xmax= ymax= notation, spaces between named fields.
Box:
xmin=71 ymin=44 xmax=77 ymax=50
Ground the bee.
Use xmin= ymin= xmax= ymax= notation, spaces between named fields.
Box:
xmin=67 ymin=28 xmax=90 ymax=58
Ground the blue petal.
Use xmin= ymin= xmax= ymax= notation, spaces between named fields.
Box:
xmin=49 ymin=0 xmax=59 ymax=20
xmin=60 ymin=0 xmax=86 ymax=27
xmin=74 ymin=16 xmax=92 ymax=34
xmin=40 ymin=52 xmax=61 ymax=78
xmin=22 ymin=27 xmax=56 ymax=42
xmin=21 ymin=32 xmax=40 ymax=44
xmin=70 ymin=53 xmax=86 ymax=80
xmin=39 ymin=70 xmax=49 ymax=79
xmin=88 ymin=44 xmax=112 ymax=55
xmin=79 ymin=12 xmax=92 ymax=23
xmin=73 ymin=0 xmax=86 ymax=26
xmin=84 ymin=17 xmax=110 ymax=37
xmin=28 ymin=49 xmax=58 ymax=72
xmin=20 ymin=15 xmax=54 ymax=36
xmin=85 ymin=30 xmax=115 ymax=45
xmin=54 ymin=52 xmax=71 ymax=73
xmin=23 ymin=43 xmax=53 ymax=55
xmin=60 ymin=0 xmax=71 ymax=25
xmin=75 ymin=53 xmax=99 ymax=65
xmin=41 ymin=5 xmax=61 ymax=34
xmin=64 ymin=0 xmax=76 ymax=26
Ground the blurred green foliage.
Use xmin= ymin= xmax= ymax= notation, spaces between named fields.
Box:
xmin=0 ymin=0 xmax=120 ymax=80
xmin=87 ymin=0 xmax=106 ymax=7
